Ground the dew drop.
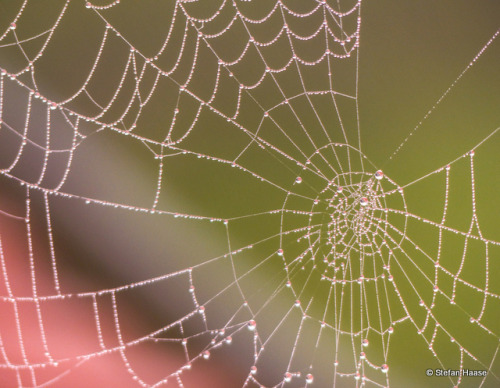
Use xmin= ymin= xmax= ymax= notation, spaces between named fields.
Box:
xmin=295 ymin=177 xmax=302 ymax=184
xmin=360 ymin=352 xmax=366 ymax=359
xmin=388 ymin=327 xmax=394 ymax=334
xmin=306 ymin=373 xmax=314 ymax=384
xmin=277 ymin=249 xmax=284 ymax=256
xmin=284 ymin=372 xmax=293 ymax=383
xmin=360 ymin=197 xmax=368 ymax=206
xmin=286 ymin=280 xmax=291 ymax=287
xmin=375 ymin=170 xmax=383 ymax=180
xmin=202 ymin=350 xmax=210 ymax=360
xmin=294 ymin=300 xmax=301 ymax=307
xmin=247 ymin=320 xmax=256 ymax=331
xmin=198 ymin=306 xmax=205 ymax=314
xmin=419 ymin=300 xmax=425 ymax=307
xmin=250 ymin=366 xmax=257 ymax=375
xmin=225 ymin=336 xmax=232 ymax=344
xmin=337 ymin=186 xmax=343 ymax=193
xmin=381 ymin=364 xmax=389 ymax=373
xmin=10 ymin=22 xmax=16 ymax=30
xmin=362 ymin=339 xmax=369 ymax=347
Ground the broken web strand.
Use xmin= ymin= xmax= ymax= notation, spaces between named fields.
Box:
xmin=384 ymin=28 xmax=500 ymax=164
xmin=0 ymin=0 xmax=499 ymax=387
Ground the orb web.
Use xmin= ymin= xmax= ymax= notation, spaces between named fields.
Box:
xmin=0 ymin=1 xmax=499 ymax=387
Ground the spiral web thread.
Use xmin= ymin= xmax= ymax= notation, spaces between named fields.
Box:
xmin=0 ymin=1 xmax=499 ymax=387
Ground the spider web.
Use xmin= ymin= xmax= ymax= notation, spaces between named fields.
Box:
xmin=0 ymin=0 xmax=499 ymax=387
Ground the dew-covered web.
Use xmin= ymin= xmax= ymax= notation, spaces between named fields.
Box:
xmin=0 ymin=1 xmax=499 ymax=387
